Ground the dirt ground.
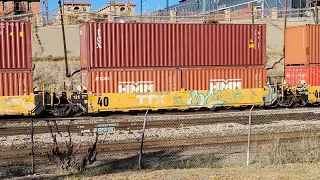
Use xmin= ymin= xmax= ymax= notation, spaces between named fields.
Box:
xmin=82 ymin=163 xmax=320 ymax=180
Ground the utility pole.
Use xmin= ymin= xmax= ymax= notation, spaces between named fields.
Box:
xmin=314 ymin=0 xmax=319 ymax=24
xmin=203 ymin=0 xmax=206 ymax=22
xmin=42 ymin=0 xmax=49 ymax=24
xmin=45 ymin=0 xmax=48 ymax=24
xmin=127 ymin=0 xmax=131 ymax=18
xmin=141 ymin=0 xmax=143 ymax=16
xmin=251 ymin=3 xmax=254 ymax=24
xmin=167 ymin=0 xmax=169 ymax=16
xmin=58 ymin=0 xmax=70 ymax=77
xmin=283 ymin=0 xmax=288 ymax=58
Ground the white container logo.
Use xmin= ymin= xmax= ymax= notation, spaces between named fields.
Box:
xmin=210 ymin=79 xmax=242 ymax=90
xmin=95 ymin=76 xmax=110 ymax=81
xmin=118 ymin=81 xmax=154 ymax=93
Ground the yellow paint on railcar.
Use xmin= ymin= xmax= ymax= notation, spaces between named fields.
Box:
xmin=0 ymin=95 xmax=35 ymax=116
xmin=87 ymin=88 xmax=268 ymax=113
xmin=307 ymin=86 xmax=320 ymax=103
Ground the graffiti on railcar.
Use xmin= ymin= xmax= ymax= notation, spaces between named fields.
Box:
xmin=214 ymin=90 xmax=244 ymax=104
xmin=186 ymin=89 xmax=245 ymax=106
xmin=187 ymin=90 xmax=216 ymax=106
xmin=173 ymin=94 xmax=184 ymax=105
xmin=0 ymin=98 xmax=35 ymax=113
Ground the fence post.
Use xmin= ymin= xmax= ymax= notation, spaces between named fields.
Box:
xmin=246 ymin=105 xmax=254 ymax=166
xmin=138 ymin=109 xmax=149 ymax=170
xmin=30 ymin=118 xmax=34 ymax=174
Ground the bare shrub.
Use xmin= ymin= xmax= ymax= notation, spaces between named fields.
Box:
xmin=33 ymin=61 xmax=80 ymax=92
xmin=46 ymin=120 xmax=99 ymax=172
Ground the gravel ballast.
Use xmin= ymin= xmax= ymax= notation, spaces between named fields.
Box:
xmin=1 ymin=119 xmax=320 ymax=150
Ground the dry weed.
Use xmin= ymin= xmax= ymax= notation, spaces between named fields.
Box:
xmin=33 ymin=56 xmax=80 ymax=62
xmin=253 ymin=134 xmax=320 ymax=165
xmin=33 ymin=61 xmax=81 ymax=92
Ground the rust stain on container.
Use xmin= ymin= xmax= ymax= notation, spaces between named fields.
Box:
xmin=182 ymin=66 xmax=266 ymax=91
xmin=285 ymin=65 xmax=320 ymax=86
xmin=285 ymin=25 xmax=320 ymax=65
xmin=0 ymin=71 xmax=33 ymax=96
xmin=80 ymin=23 xmax=266 ymax=69
xmin=0 ymin=21 xmax=32 ymax=69
xmin=81 ymin=68 xmax=182 ymax=93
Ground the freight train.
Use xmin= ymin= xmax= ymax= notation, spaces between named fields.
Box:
xmin=0 ymin=21 xmax=320 ymax=117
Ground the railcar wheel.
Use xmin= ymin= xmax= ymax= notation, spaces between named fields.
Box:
xmin=294 ymin=96 xmax=308 ymax=107
xmin=279 ymin=97 xmax=294 ymax=108
xmin=267 ymin=100 xmax=279 ymax=108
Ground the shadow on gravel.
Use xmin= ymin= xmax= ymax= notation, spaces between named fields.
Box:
xmin=0 ymin=164 xmax=31 ymax=179
xmin=32 ymin=147 xmax=228 ymax=179
xmin=79 ymin=148 xmax=225 ymax=177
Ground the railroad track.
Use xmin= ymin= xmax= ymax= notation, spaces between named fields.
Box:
xmin=1 ymin=105 xmax=320 ymax=123
xmin=1 ymin=130 xmax=320 ymax=165
xmin=1 ymin=111 xmax=320 ymax=136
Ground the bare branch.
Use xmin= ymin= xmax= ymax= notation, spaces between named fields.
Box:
xmin=46 ymin=120 xmax=99 ymax=172
xmin=53 ymin=120 xmax=63 ymax=137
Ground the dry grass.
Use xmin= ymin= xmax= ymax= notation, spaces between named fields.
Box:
xmin=33 ymin=61 xmax=81 ymax=92
xmin=33 ymin=56 xmax=80 ymax=62
xmin=253 ymin=134 xmax=320 ymax=165
xmin=79 ymin=163 xmax=320 ymax=180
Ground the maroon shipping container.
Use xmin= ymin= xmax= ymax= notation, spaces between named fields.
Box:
xmin=182 ymin=66 xmax=266 ymax=90
xmin=0 ymin=21 xmax=32 ymax=69
xmin=81 ymin=68 xmax=182 ymax=93
xmin=285 ymin=65 xmax=320 ymax=86
xmin=0 ymin=71 xmax=33 ymax=96
xmin=80 ymin=23 xmax=266 ymax=69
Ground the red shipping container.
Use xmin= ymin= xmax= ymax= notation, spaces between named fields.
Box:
xmin=0 ymin=21 xmax=32 ymax=69
xmin=285 ymin=65 xmax=320 ymax=86
xmin=182 ymin=66 xmax=266 ymax=91
xmin=284 ymin=66 xmax=308 ymax=85
xmin=285 ymin=25 xmax=320 ymax=65
xmin=80 ymin=23 xmax=266 ymax=69
xmin=81 ymin=68 xmax=182 ymax=93
xmin=0 ymin=71 xmax=33 ymax=96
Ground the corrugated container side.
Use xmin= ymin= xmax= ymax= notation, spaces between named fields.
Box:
xmin=80 ymin=23 xmax=266 ymax=69
xmin=80 ymin=24 xmax=89 ymax=69
xmin=285 ymin=25 xmax=308 ymax=65
xmin=309 ymin=25 xmax=320 ymax=64
xmin=0 ymin=71 xmax=33 ymax=96
xmin=285 ymin=25 xmax=320 ymax=65
xmin=182 ymin=66 xmax=266 ymax=91
xmin=81 ymin=68 xmax=182 ymax=93
xmin=285 ymin=65 xmax=320 ymax=86
xmin=284 ymin=66 xmax=308 ymax=85
xmin=0 ymin=21 xmax=32 ymax=69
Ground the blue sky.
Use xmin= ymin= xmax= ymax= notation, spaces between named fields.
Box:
xmin=45 ymin=0 xmax=181 ymax=13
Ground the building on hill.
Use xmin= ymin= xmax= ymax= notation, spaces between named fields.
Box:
xmin=166 ymin=0 xmax=307 ymax=14
xmin=62 ymin=1 xmax=91 ymax=13
xmin=56 ymin=1 xmax=92 ymax=24
xmin=0 ymin=0 xmax=40 ymax=16
xmin=96 ymin=1 xmax=136 ymax=21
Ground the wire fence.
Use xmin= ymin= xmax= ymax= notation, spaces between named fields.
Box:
xmin=1 ymin=107 xmax=320 ymax=178
xmin=0 ymin=7 xmax=319 ymax=25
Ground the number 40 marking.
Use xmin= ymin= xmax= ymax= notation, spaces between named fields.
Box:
xmin=98 ymin=97 xmax=109 ymax=107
